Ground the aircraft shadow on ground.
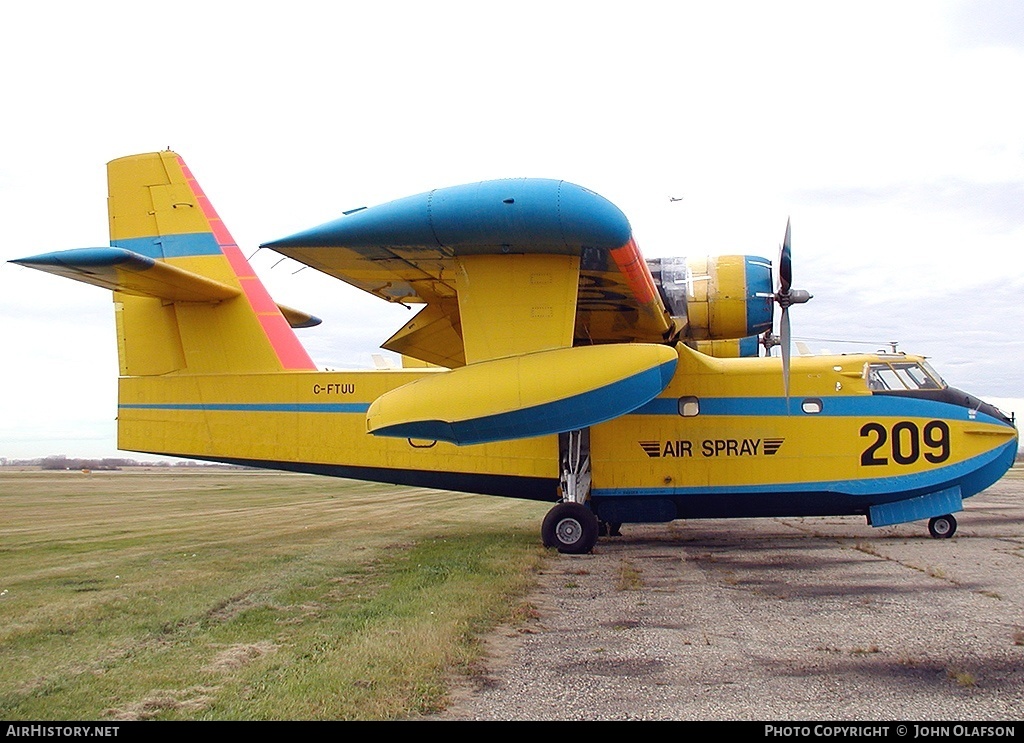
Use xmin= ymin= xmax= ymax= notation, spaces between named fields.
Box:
xmin=764 ymin=654 xmax=1024 ymax=694
xmin=591 ymin=531 xmax=977 ymax=599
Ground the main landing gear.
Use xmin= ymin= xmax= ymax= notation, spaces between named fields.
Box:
xmin=544 ymin=428 xmax=600 ymax=554
xmin=928 ymin=514 xmax=957 ymax=539
xmin=542 ymin=502 xmax=599 ymax=554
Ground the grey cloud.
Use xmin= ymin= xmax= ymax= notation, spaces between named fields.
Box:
xmin=795 ymin=275 xmax=1024 ymax=397
xmin=950 ymin=0 xmax=1024 ymax=51
xmin=795 ymin=179 xmax=1024 ymax=230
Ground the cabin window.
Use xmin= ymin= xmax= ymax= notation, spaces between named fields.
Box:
xmin=866 ymin=362 xmax=946 ymax=391
xmin=801 ymin=398 xmax=823 ymax=414
xmin=678 ymin=396 xmax=700 ymax=417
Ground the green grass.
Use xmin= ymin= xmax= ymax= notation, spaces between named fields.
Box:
xmin=0 ymin=469 xmax=550 ymax=720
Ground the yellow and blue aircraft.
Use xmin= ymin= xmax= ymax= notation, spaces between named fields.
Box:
xmin=12 ymin=151 xmax=1018 ymax=553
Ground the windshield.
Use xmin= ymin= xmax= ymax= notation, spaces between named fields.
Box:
xmin=866 ymin=361 xmax=946 ymax=391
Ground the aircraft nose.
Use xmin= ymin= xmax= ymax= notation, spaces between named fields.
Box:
xmin=964 ymin=391 xmax=1015 ymax=428
xmin=927 ymin=386 xmax=1015 ymax=429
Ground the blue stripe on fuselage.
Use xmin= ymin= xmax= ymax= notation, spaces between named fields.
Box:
xmin=119 ymin=402 xmax=370 ymax=413
xmin=633 ymin=394 xmax=1010 ymax=426
xmin=118 ymin=391 xmax=1011 ymax=427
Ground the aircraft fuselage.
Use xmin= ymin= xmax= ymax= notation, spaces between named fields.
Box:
xmin=117 ymin=344 xmax=1017 ymax=530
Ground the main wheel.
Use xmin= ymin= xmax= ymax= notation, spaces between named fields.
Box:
xmin=541 ymin=502 xmax=599 ymax=554
xmin=928 ymin=514 xmax=957 ymax=539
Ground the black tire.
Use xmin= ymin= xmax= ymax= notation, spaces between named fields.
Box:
xmin=928 ymin=514 xmax=957 ymax=539
xmin=542 ymin=502 xmax=599 ymax=554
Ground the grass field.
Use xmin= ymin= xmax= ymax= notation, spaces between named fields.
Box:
xmin=0 ymin=468 xmax=551 ymax=720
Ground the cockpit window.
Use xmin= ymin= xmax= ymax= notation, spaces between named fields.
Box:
xmin=918 ymin=361 xmax=946 ymax=388
xmin=866 ymin=361 xmax=946 ymax=391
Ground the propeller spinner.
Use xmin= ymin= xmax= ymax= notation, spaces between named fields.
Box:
xmin=762 ymin=219 xmax=812 ymax=397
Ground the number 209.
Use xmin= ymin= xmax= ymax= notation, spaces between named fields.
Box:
xmin=859 ymin=420 xmax=951 ymax=466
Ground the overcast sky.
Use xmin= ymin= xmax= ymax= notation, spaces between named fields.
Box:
xmin=1 ymin=0 xmax=1021 ymax=459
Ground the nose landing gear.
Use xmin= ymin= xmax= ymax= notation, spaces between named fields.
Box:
xmin=928 ymin=514 xmax=957 ymax=539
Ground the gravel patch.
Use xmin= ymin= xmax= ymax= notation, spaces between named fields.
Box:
xmin=431 ymin=479 xmax=1024 ymax=721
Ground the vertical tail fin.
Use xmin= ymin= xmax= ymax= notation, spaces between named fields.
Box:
xmin=106 ymin=151 xmax=316 ymax=375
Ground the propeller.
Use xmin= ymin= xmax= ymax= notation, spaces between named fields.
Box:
xmin=762 ymin=219 xmax=812 ymax=398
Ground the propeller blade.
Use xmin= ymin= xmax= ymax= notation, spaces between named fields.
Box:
xmin=779 ymin=218 xmax=792 ymax=295
xmin=781 ymin=306 xmax=791 ymax=398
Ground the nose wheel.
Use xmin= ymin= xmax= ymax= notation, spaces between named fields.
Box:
xmin=928 ymin=514 xmax=957 ymax=539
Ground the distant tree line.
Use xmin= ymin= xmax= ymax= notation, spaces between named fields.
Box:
xmin=0 ymin=455 xmax=243 ymax=470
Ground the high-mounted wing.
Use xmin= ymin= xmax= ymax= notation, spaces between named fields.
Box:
xmin=262 ymin=179 xmax=675 ymax=368
xmin=260 ymin=177 xmax=684 ymax=446
xmin=262 ymin=178 xmax=679 ymax=444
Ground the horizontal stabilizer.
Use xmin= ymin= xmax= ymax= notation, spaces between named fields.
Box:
xmin=11 ymin=248 xmax=240 ymax=302
xmin=367 ymin=344 xmax=678 ymax=445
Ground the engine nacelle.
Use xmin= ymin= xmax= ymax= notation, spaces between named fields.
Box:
xmin=691 ymin=336 xmax=762 ymax=358
xmin=646 ymin=255 xmax=773 ymax=341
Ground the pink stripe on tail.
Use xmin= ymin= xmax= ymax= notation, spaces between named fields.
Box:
xmin=177 ymin=157 xmax=317 ymax=371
